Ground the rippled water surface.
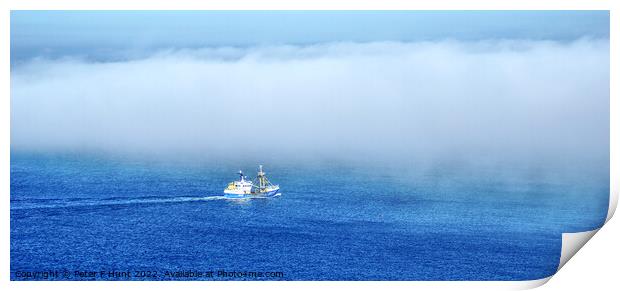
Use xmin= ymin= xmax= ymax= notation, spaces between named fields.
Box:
xmin=10 ymin=153 xmax=609 ymax=280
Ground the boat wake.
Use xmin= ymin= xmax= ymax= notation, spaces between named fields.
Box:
xmin=11 ymin=195 xmax=228 ymax=210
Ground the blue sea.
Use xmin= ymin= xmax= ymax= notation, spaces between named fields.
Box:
xmin=10 ymin=152 xmax=609 ymax=281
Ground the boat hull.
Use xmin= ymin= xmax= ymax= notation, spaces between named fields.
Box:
xmin=224 ymin=188 xmax=280 ymax=199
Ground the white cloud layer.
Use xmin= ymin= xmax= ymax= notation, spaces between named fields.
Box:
xmin=10 ymin=40 xmax=609 ymax=165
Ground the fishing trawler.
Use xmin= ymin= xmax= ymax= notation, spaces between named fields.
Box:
xmin=224 ymin=165 xmax=280 ymax=199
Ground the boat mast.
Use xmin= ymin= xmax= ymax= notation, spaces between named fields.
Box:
xmin=258 ymin=165 xmax=266 ymax=189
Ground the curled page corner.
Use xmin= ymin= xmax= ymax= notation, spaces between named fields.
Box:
xmin=554 ymin=184 xmax=618 ymax=273
xmin=515 ymin=173 xmax=617 ymax=290
xmin=514 ymin=228 xmax=602 ymax=291
xmin=523 ymin=227 xmax=600 ymax=289
xmin=558 ymin=229 xmax=600 ymax=271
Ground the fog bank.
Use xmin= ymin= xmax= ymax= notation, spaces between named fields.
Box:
xmin=11 ymin=40 xmax=609 ymax=165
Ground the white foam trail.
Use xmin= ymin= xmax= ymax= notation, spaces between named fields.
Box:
xmin=11 ymin=195 xmax=227 ymax=210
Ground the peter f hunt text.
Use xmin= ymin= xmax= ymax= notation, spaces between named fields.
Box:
xmin=13 ymin=270 xmax=285 ymax=280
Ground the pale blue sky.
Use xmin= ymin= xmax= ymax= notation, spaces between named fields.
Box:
xmin=11 ymin=10 xmax=609 ymax=62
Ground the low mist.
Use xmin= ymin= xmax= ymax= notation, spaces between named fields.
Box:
xmin=10 ymin=40 xmax=609 ymax=168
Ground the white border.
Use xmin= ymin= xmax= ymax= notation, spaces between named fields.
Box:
xmin=608 ymin=9 xmax=618 ymax=225
xmin=1 ymin=1 xmax=617 ymax=290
